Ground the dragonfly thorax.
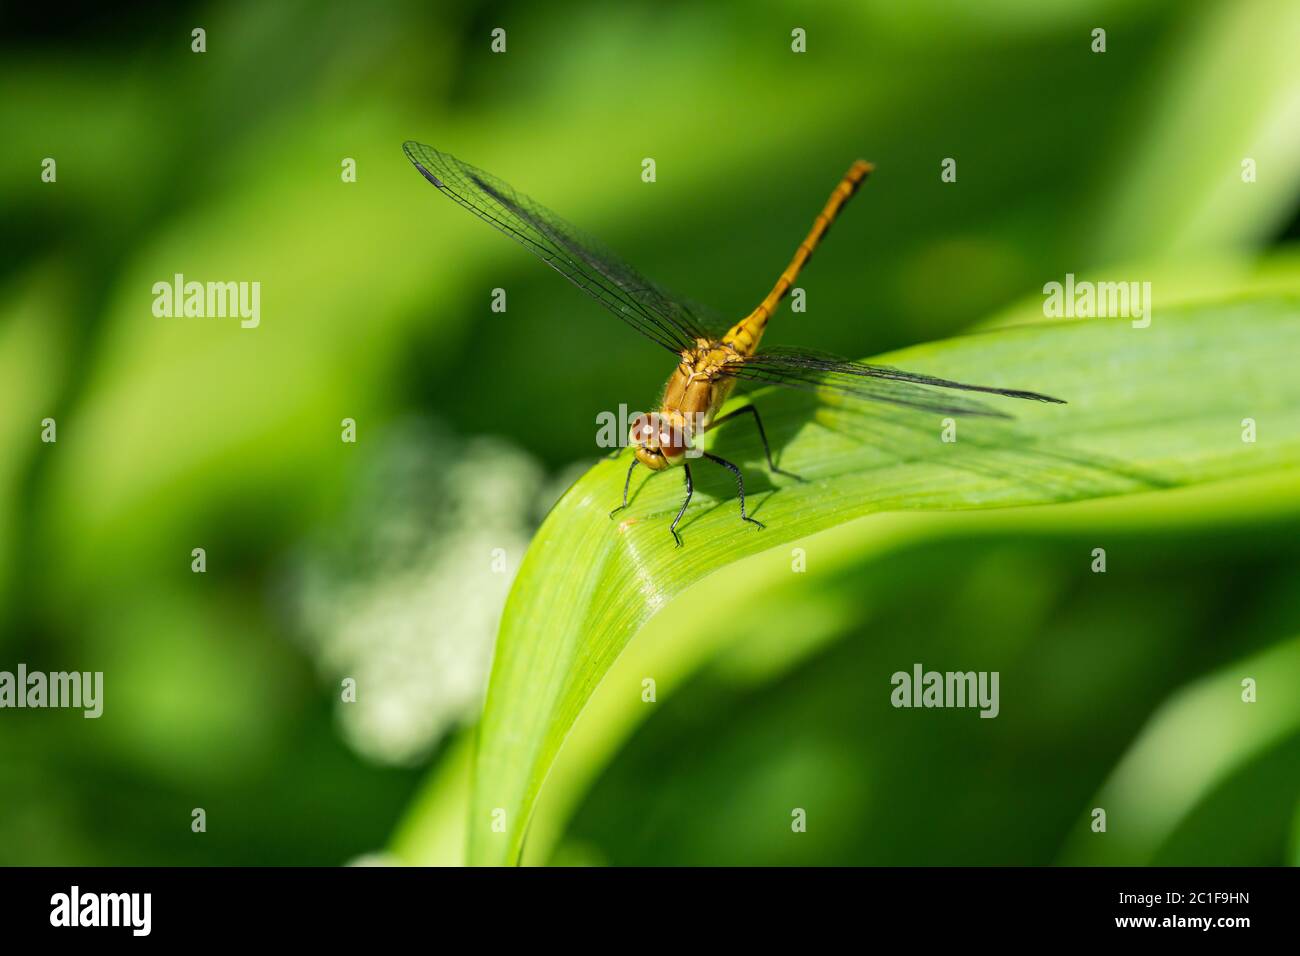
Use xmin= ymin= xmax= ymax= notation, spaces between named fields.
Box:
xmin=664 ymin=340 xmax=742 ymax=417
xmin=630 ymin=341 xmax=744 ymax=471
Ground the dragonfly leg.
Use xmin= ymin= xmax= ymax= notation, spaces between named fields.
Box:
xmin=702 ymin=452 xmax=765 ymax=531
xmin=710 ymin=404 xmax=803 ymax=481
xmin=670 ymin=463 xmax=693 ymax=548
xmin=609 ymin=457 xmax=639 ymax=518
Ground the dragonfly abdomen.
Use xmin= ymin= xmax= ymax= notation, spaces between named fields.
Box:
xmin=722 ymin=159 xmax=874 ymax=357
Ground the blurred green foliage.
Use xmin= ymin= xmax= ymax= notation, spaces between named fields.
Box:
xmin=2 ymin=0 xmax=1298 ymax=865
xmin=559 ymin=503 xmax=1300 ymax=865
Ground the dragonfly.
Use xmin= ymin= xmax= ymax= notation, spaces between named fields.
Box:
xmin=403 ymin=141 xmax=1065 ymax=546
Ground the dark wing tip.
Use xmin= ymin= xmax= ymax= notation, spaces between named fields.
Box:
xmin=1015 ymin=390 xmax=1068 ymax=405
xmin=402 ymin=140 xmax=444 ymax=187
xmin=959 ymin=386 xmax=1067 ymax=405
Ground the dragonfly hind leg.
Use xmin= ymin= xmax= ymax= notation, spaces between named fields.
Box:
xmin=710 ymin=404 xmax=803 ymax=481
xmin=702 ymin=452 xmax=765 ymax=532
xmin=609 ymin=457 xmax=639 ymax=518
xmin=670 ymin=462 xmax=693 ymax=547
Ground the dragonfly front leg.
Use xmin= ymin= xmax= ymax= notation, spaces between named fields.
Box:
xmin=710 ymin=404 xmax=803 ymax=481
xmin=609 ymin=457 xmax=639 ymax=518
xmin=670 ymin=462 xmax=693 ymax=548
xmin=702 ymin=452 xmax=765 ymax=531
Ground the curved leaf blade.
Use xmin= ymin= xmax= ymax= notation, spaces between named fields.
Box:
xmin=471 ymin=296 xmax=1300 ymax=864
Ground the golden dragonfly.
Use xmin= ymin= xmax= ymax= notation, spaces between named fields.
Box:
xmin=404 ymin=142 xmax=1065 ymax=546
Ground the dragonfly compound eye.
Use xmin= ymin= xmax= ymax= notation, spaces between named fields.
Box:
xmin=629 ymin=413 xmax=656 ymax=448
xmin=629 ymin=413 xmax=686 ymax=462
xmin=654 ymin=420 xmax=687 ymax=459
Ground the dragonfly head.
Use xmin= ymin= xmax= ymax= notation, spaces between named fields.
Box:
xmin=630 ymin=412 xmax=685 ymax=470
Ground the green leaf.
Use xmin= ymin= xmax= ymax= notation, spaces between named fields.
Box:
xmin=515 ymin=468 xmax=1300 ymax=865
xmin=388 ymin=731 xmax=472 ymax=866
xmin=471 ymin=295 xmax=1300 ymax=865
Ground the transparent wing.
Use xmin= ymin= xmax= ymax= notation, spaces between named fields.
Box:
xmin=726 ymin=346 xmax=1067 ymax=418
xmin=403 ymin=141 xmax=718 ymax=353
